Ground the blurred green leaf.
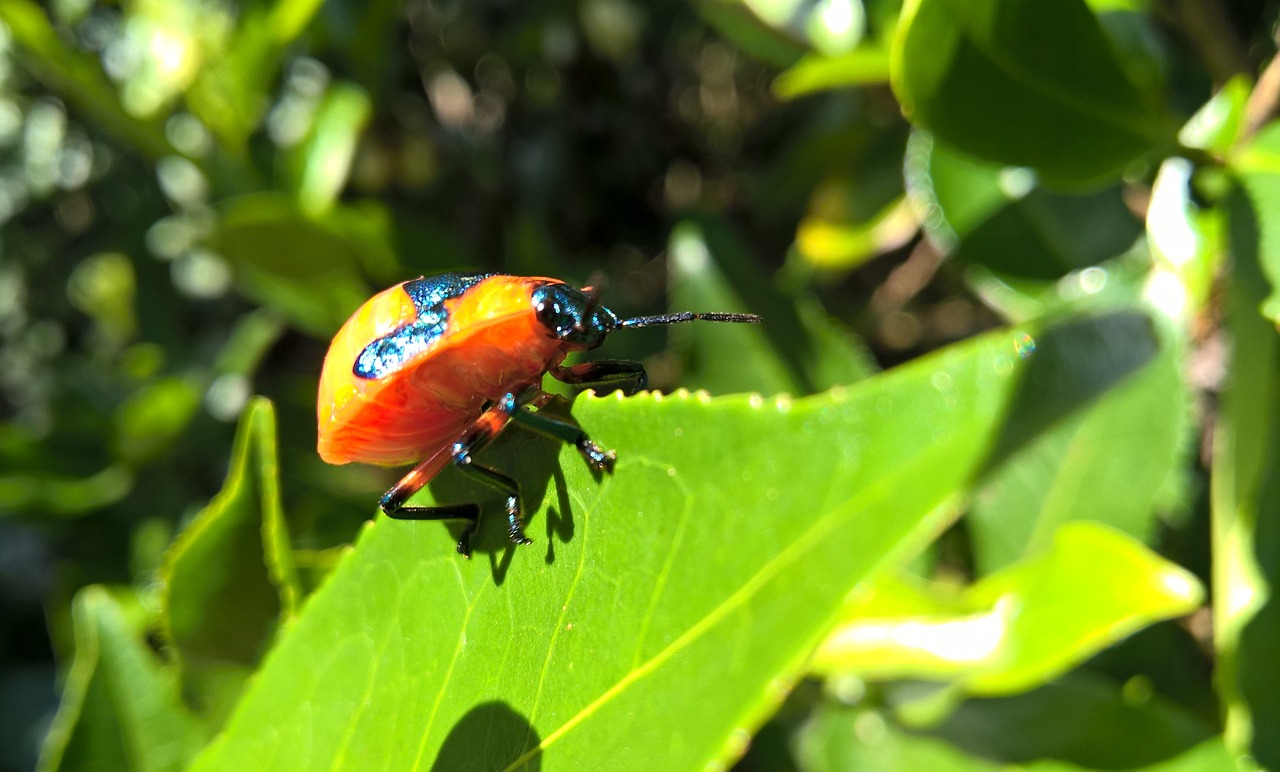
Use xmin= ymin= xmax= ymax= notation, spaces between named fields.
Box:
xmin=892 ymin=0 xmax=1174 ymax=183
xmin=0 ymin=0 xmax=173 ymax=160
xmin=906 ymin=133 xmax=1144 ymax=289
xmin=799 ymin=702 xmax=1231 ymax=771
xmin=922 ymin=673 xmax=1219 ymax=769
xmin=794 ymin=189 xmax=916 ymax=271
xmin=0 ymin=466 xmax=133 ymax=518
xmin=1230 ymin=122 xmax=1280 ymax=324
xmin=38 ymin=586 xmax=205 ymax=772
xmin=696 ymin=0 xmax=808 ymax=66
xmin=1144 ymin=157 xmax=1221 ymax=323
xmin=731 ymin=0 xmax=867 ymax=56
xmin=774 ymin=46 xmax=894 ymax=99
xmin=1180 ymin=76 xmax=1249 ymax=157
xmin=286 ymin=82 xmax=372 ymax=217
xmin=812 ymin=523 xmax=1203 ymax=695
xmin=188 ymin=0 xmax=325 ymax=147
xmin=160 ymin=398 xmax=298 ymax=727
xmin=1215 ymin=187 xmax=1280 ymax=769
xmin=113 ymin=376 xmax=202 ymax=466
xmin=207 ymin=193 xmax=392 ymax=336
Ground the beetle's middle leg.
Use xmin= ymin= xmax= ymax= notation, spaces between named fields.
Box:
xmin=510 ymin=388 xmax=617 ymax=473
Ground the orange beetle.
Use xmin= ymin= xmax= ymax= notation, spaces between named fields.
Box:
xmin=317 ymin=272 xmax=759 ymax=556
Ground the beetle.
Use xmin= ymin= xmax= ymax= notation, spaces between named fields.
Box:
xmin=317 ymin=272 xmax=760 ymax=557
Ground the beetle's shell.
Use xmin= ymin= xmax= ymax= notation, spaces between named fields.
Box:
xmin=317 ymin=274 xmax=569 ymax=467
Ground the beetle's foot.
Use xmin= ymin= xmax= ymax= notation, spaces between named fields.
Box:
xmin=506 ymin=498 xmax=533 ymax=546
xmin=577 ymin=439 xmax=617 ymax=473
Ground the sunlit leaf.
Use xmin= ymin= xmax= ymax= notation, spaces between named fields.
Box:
xmin=190 ymin=313 xmax=1156 ymax=771
xmin=1180 ymin=76 xmax=1249 ymax=156
xmin=1230 ymin=122 xmax=1280 ymax=323
xmin=774 ymin=46 xmax=894 ymax=99
xmin=905 ymin=133 xmax=1144 ymax=291
xmin=812 ymin=523 xmax=1203 ymax=696
xmin=0 ymin=0 xmax=173 ymax=160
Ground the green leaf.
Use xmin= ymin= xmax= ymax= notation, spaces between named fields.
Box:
xmin=811 ymin=523 xmax=1203 ymax=694
xmin=113 ymin=376 xmax=202 ymax=466
xmin=160 ymin=398 xmax=298 ymax=725
xmin=207 ymin=193 xmax=393 ymax=336
xmin=698 ymin=0 xmax=865 ymax=64
xmin=1230 ymin=122 xmax=1280 ymax=323
xmin=1145 ymin=157 xmax=1221 ymax=323
xmin=1179 ymin=75 xmax=1249 ymax=157
xmin=190 ymin=313 xmax=1156 ymax=771
xmin=286 ymin=83 xmax=372 ymax=217
xmin=905 ymin=133 xmax=1144 ymax=289
xmin=922 ymin=673 xmax=1219 ymax=769
xmin=695 ymin=0 xmax=807 ymax=67
xmin=187 ymin=0 xmax=326 ymax=146
xmin=735 ymin=0 xmax=866 ymax=55
xmin=892 ymin=0 xmax=1174 ymax=183
xmin=0 ymin=465 xmax=132 ymax=518
xmin=967 ymin=316 xmax=1187 ymax=571
xmin=773 ymin=46 xmax=894 ymax=100
xmin=1215 ymin=187 xmax=1280 ymax=769
xmin=38 ymin=587 xmax=205 ymax=772
xmin=794 ymin=190 xmax=917 ymax=271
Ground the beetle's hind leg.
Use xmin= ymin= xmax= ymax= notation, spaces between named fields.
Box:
xmin=380 ymin=394 xmax=532 ymax=556
xmin=379 ymin=468 xmax=482 ymax=557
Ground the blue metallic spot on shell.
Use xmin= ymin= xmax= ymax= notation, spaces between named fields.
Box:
xmin=354 ymin=308 xmax=448 ymax=380
xmin=403 ymin=272 xmax=496 ymax=314
xmin=352 ymin=273 xmax=500 ymax=380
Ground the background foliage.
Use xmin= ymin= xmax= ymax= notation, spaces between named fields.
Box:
xmin=0 ymin=0 xmax=1276 ymax=769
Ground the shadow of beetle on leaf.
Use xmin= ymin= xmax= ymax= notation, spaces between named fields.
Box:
xmin=431 ymin=700 xmax=542 ymax=771
xmin=418 ymin=396 xmax=591 ymax=584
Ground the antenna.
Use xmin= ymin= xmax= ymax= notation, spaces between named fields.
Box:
xmin=619 ymin=312 xmax=761 ymax=329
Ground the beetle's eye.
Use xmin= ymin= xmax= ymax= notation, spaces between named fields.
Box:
xmin=534 ymin=285 xmax=585 ymax=339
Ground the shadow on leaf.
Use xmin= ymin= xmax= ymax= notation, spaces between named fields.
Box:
xmin=431 ymin=700 xmax=542 ymax=772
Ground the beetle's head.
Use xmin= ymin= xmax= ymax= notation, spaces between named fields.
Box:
xmin=532 ymin=282 xmax=619 ymax=349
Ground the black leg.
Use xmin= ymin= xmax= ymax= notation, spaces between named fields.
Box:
xmin=509 ymin=404 xmax=616 ymax=473
xmin=380 ymin=469 xmax=482 ymax=557
xmin=550 ymin=360 xmax=648 ymax=396
xmin=378 ymin=395 xmax=526 ymax=557
xmin=451 ymin=449 xmax=532 ymax=547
